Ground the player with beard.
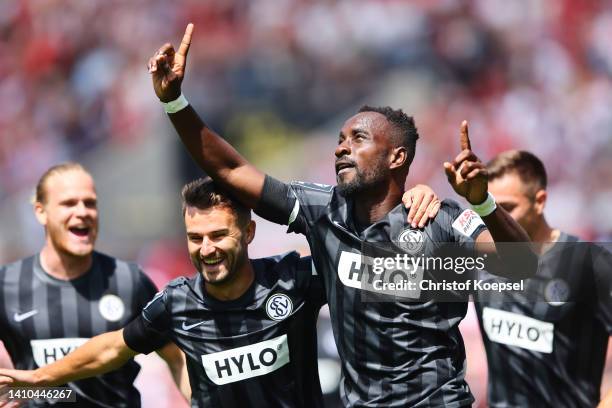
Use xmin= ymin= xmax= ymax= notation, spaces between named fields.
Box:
xmin=473 ymin=150 xmax=612 ymax=408
xmin=1 ymin=178 xmax=323 ymax=408
xmin=0 ymin=163 xmax=188 ymax=407
xmin=146 ymin=24 xmax=537 ymax=407
xmin=0 ymin=177 xmax=438 ymax=407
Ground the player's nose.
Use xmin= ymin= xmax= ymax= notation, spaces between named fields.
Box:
xmin=74 ymin=201 xmax=89 ymax=217
xmin=200 ymin=238 xmax=216 ymax=257
xmin=335 ymin=140 xmax=351 ymax=158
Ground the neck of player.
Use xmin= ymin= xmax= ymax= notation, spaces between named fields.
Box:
xmin=530 ymin=217 xmax=560 ymax=254
xmin=205 ymin=259 xmax=255 ymax=301
xmin=39 ymin=243 xmax=93 ymax=281
xmin=353 ymin=178 xmax=404 ymax=226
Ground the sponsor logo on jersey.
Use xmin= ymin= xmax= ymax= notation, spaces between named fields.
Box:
xmin=544 ymin=279 xmax=569 ymax=306
xmin=182 ymin=320 xmax=207 ymax=331
xmin=13 ymin=309 xmax=38 ymax=322
xmin=452 ymin=209 xmax=484 ymax=237
xmin=482 ymin=307 xmax=554 ymax=353
xmin=201 ymin=334 xmax=290 ymax=385
xmin=31 ymin=338 xmax=89 ymax=367
xmin=265 ymin=294 xmax=293 ymax=321
xmin=337 ymin=251 xmax=422 ymax=298
xmin=98 ymin=294 xmax=125 ymax=322
xmin=397 ymin=228 xmax=424 ymax=254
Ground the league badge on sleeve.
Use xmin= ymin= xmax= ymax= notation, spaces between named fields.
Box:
xmin=452 ymin=209 xmax=485 ymax=237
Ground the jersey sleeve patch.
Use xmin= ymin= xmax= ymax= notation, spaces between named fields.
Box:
xmin=452 ymin=209 xmax=485 ymax=238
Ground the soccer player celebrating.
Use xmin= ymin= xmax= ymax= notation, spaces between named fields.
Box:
xmin=474 ymin=150 xmax=612 ymax=408
xmin=0 ymin=178 xmax=437 ymax=408
xmin=147 ymin=24 xmax=537 ymax=407
xmin=0 ymin=163 xmax=188 ymax=407
xmin=0 ymin=178 xmax=325 ymax=407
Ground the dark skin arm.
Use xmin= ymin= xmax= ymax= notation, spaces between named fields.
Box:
xmin=149 ymin=24 xmax=440 ymax=226
xmin=148 ymin=24 xmax=264 ymax=208
xmin=444 ymin=121 xmax=537 ymax=279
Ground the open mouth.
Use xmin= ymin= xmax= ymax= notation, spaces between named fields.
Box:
xmin=202 ymin=257 xmax=224 ymax=266
xmin=335 ymin=161 xmax=355 ymax=175
xmin=69 ymin=227 xmax=90 ymax=237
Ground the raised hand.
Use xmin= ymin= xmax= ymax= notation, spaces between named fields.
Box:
xmin=148 ymin=23 xmax=194 ymax=102
xmin=443 ymin=121 xmax=488 ymax=205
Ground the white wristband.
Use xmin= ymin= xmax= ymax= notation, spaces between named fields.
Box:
xmin=162 ymin=94 xmax=189 ymax=114
xmin=470 ymin=192 xmax=497 ymax=217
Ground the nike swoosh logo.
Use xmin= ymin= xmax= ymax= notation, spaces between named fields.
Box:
xmin=13 ymin=310 xmax=39 ymax=322
xmin=182 ymin=320 xmax=206 ymax=331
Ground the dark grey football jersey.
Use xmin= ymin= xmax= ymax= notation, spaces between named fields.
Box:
xmin=0 ymin=252 xmax=159 ymax=407
xmin=122 ymin=252 xmax=326 ymax=408
xmin=257 ymin=177 xmax=487 ymax=408
xmin=474 ymin=234 xmax=612 ymax=407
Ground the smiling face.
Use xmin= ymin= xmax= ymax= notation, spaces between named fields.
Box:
xmin=35 ymin=169 xmax=99 ymax=258
xmin=334 ymin=112 xmax=395 ymax=196
xmin=184 ymin=205 xmax=255 ymax=286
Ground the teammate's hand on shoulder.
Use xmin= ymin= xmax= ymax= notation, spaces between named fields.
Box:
xmin=148 ymin=23 xmax=194 ymax=102
xmin=443 ymin=120 xmax=488 ymax=205
xmin=402 ymin=184 xmax=440 ymax=228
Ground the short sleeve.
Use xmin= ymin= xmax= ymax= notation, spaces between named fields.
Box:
xmin=123 ymin=289 xmax=171 ymax=354
xmin=439 ymin=199 xmax=488 ymax=244
xmin=256 ymin=176 xmax=334 ymax=235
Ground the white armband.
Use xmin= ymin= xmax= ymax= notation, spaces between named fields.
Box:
xmin=470 ymin=192 xmax=497 ymax=217
xmin=162 ymin=94 xmax=189 ymax=114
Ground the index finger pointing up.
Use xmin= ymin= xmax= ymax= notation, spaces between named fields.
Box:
xmin=460 ymin=120 xmax=471 ymax=151
xmin=177 ymin=23 xmax=194 ymax=57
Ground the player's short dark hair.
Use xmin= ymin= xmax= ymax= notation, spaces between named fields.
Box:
xmin=35 ymin=162 xmax=90 ymax=204
xmin=486 ymin=150 xmax=547 ymax=198
xmin=181 ymin=177 xmax=251 ymax=226
xmin=358 ymin=105 xmax=420 ymax=167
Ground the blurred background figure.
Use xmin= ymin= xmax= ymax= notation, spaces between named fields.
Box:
xmin=1 ymin=1 xmax=611 ymax=406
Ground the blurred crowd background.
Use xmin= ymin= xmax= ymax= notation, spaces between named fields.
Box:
xmin=1 ymin=0 xmax=612 ymax=406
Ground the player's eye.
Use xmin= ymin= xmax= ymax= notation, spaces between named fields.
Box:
xmin=84 ymin=199 xmax=97 ymax=209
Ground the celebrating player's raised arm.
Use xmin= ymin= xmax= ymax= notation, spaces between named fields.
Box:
xmin=444 ymin=121 xmax=537 ymax=278
xmin=149 ymin=24 xmax=439 ymax=227
xmin=148 ymin=24 xmax=265 ymax=208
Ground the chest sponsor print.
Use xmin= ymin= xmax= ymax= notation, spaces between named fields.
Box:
xmin=30 ymin=338 xmax=89 ymax=367
xmin=201 ymin=334 xmax=290 ymax=385
xmin=482 ymin=307 xmax=554 ymax=353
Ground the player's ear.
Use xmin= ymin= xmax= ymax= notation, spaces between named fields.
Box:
xmin=245 ymin=220 xmax=256 ymax=244
xmin=389 ymin=146 xmax=407 ymax=170
xmin=534 ymin=189 xmax=547 ymax=215
xmin=34 ymin=201 xmax=47 ymax=226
